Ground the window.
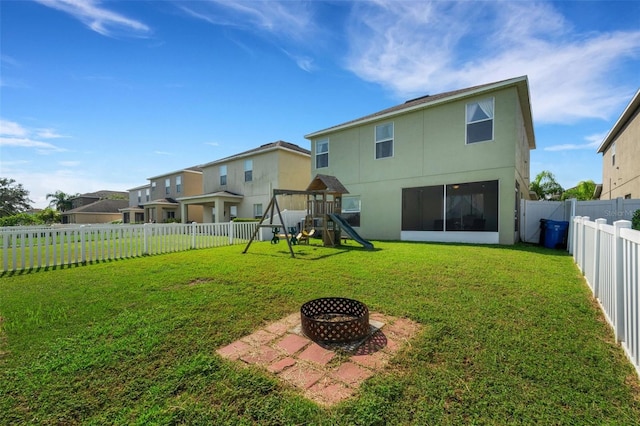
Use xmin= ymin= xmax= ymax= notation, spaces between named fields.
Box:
xmin=137 ymin=190 xmax=142 ymax=204
xmin=402 ymin=180 xmax=498 ymax=232
xmin=375 ymin=123 xmax=393 ymax=159
xmin=151 ymin=181 xmax=156 ymax=192
xmin=176 ymin=176 xmax=182 ymax=193
xmin=341 ymin=196 xmax=361 ymax=227
xmin=316 ymin=139 xmax=329 ymax=168
xmin=165 ymin=178 xmax=171 ymax=195
xmin=220 ymin=165 xmax=227 ymax=186
xmin=166 ymin=211 xmax=175 ymax=220
xmin=253 ymin=203 xmax=262 ymax=219
xmin=466 ymin=98 xmax=494 ymax=144
xmin=612 ymin=142 xmax=616 ymax=166
xmin=244 ymin=159 xmax=253 ymax=182
xmin=230 ymin=205 xmax=237 ymax=220
xmin=145 ymin=188 xmax=150 ymax=202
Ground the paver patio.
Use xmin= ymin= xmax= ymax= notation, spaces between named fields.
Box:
xmin=216 ymin=311 xmax=421 ymax=406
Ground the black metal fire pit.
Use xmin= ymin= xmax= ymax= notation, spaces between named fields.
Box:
xmin=300 ymin=297 xmax=370 ymax=343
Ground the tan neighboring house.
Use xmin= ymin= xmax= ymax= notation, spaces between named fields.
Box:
xmin=178 ymin=141 xmax=310 ymax=222
xmin=598 ymin=88 xmax=640 ymax=200
xmin=62 ymin=190 xmax=129 ymax=224
xmin=120 ymin=184 xmax=150 ymax=223
xmin=304 ymin=76 xmax=536 ymax=245
xmin=143 ymin=167 xmax=204 ymax=223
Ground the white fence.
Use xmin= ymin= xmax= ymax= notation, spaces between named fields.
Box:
xmin=521 ymin=197 xmax=640 ymax=244
xmin=0 ymin=222 xmax=258 ymax=273
xmin=570 ymin=216 xmax=640 ymax=376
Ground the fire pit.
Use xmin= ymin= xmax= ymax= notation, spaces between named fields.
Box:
xmin=300 ymin=297 xmax=370 ymax=344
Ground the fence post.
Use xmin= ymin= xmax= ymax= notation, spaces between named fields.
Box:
xmin=592 ymin=219 xmax=606 ymax=298
xmin=229 ymin=222 xmax=235 ymax=245
xmin=614 ymin=220 xmax=632 ymax=342
xmin=143 ymin=223 xmax=150 ymax=255
xmin=80 ymin=225 xmax=86 ymax=264
xmin=191 ymin=222 xmax=196 ymax=249
xmin=580 ymin=216 xmax=590 ymax=274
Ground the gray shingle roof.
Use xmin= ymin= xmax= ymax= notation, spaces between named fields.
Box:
xmin=201 ymin=141 xmax=310 ymax=168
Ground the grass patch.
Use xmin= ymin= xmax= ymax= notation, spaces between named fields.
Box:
xmin=1 ymin=241 xmax=639 ymax=424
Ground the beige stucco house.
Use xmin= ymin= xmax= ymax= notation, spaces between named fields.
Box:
xmin=62 ymin=190 xmax=129 ymax=224
xmin=304 ymin=76 xmax=536 ymax=245
xmin=598 ymin=88 xmax=640 ymax=200
xmin=178 ymin=141 xmax=310 ymax=223
xmin=120 ymin=184 xmax=150 ymax=223
xmin=143 ymin=167 xmax=204 ymax=223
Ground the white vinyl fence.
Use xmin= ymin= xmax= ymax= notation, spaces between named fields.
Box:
xmin=0 ymin=222 xmax=258 ymax=273
xmin=521 ymin=197 xmax=640 ymax=244
xmin=570 ymin=216 xmax=640 ymax=376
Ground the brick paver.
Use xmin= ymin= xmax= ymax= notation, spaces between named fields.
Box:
xmin=216 ymin=311 xmax=420 ymax=406
xmin=331 ymin=362 xmax=375 ymax=386
xmin=298 ymin=343 xmax=336 ymax=366
xmin=276 ymin=333 xmax=311 ymax=355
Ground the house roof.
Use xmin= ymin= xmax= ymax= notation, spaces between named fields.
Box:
xmin=147 ymin=166 xmax=203 ymax=181
xmin=73 ymin=190 xmax=128 ymax=200
xmin=63 ymin=199 xmax=129 ymax=214
xmin=141 ymin=198 xmax=179 ymax=206
xmin=597 ymin=88 xmax=640 ymax=153
xmin=200 ymin=141 xmax=310 ymax=168
xmin=305 ymin=76 xmax=535 ymax=149
xmin=306 ymin=174 xmax=349 ymax=194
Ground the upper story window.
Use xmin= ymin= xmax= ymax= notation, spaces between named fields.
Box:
xmin=375 ymin=123 xmax=393 ymax=159
xmin=244 ymin=159 xmax=253 ymax=182
xmin=316 ymin=139 xmax=329 ymax=168
xmin=165 ymin=178 xmax=170 ymax=195
xmin=176 ymin=176 xmax=182 ymax=193
xmin=466 ymin=98 xmax=494 ymax=144
xmin=145 ymin=188 xmax=150 ymax=202
xmin=220 ymin=165 xmax=227 ymax=186
xmin=151 ymin=181 xmax=156 ymax=192
xmin=137 ymin=190 xmax=142 ymax=204
xmin=611 ymin=142 xmax=616 ymax=166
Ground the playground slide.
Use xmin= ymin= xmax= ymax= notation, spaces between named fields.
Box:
xmin=328 ymin=214 xmax=374 ymax=250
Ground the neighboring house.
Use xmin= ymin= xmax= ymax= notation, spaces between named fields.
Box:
xmin=120 ymin=184 xmax=150 ymax=223
xmin=143 ymin=167 xmax=204 ymax=223
xmin=304 ymin=76 xmax=536 ymax=245
xmin=178 ymin=141 xmax=310 ymax=223
xmin=62 ymin=190 xmax=129 ymax=224
xmin=597 ymin=88 xmax=640 ymax=200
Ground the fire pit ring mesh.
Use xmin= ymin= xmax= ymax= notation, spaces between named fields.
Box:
xmin=300 ymin=297 xmax=370 ymax=343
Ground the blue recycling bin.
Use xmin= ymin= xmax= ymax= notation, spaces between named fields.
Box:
xmin=543 ymin=220 xmax=569 ymax=249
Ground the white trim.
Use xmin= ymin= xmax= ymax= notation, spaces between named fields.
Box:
xmin=401 ymin=231 xmax=499 ymax=244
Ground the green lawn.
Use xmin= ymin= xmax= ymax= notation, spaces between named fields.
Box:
xmin=1 ymin=241 xmax=639 ymax=425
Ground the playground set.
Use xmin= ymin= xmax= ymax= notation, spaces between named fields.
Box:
xmin=242 ymin=174 xmax=374 ymax=258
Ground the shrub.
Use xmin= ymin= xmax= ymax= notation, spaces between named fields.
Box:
xmin=632 ymin=209 xmax=640 ymax=230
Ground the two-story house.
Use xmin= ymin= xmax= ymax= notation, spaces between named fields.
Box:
xmin=304 ymin=76 xmax=536 ymax=245
xmin=143 ymin=167 xmax=204 ymax=223
xmin=178 ymin=141 xmax=310 ymax=223
xmin=62 ymin=190 xmax=129 ymax=224
xmin=597 ymin=88 xmax=640 ymax=200
xmin=120 ymin=184 xmax=150 ymax=223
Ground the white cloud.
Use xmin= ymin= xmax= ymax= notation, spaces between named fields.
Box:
xmin=544 ymin=131 xmax=607 ymax=152
xmin=204 ymin=142 xmax=220 ymax=147
xmin=0 ymin=119 xmax=68 ymax=154
xmin=35 ymin=0 xmax=150 ymax=37
xmin=0 ymin=119 xmax=28 ymax=137
xmin=180 ymin=0 xmax=315 ymax=42
xmin=154 ymin=151 xmax=172 ymax=156
xmin=343 ymin=1 xmax=640 ymax=124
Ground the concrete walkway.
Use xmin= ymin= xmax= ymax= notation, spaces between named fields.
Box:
xmin=216 ymin=311 xmax=420 ymax=406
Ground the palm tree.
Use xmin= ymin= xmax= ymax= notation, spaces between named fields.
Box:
xmin=46 ymin=190 xmax=77 ymax=212
xmin=561 ymin=180 xmax=597 ymax=201
xmin=529 ymin=171 xmax=563 ymax=200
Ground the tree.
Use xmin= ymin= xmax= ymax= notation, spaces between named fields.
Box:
xmin=529 ymin=171 xmax=563 ymax=200
xmin=561 ymin=180 xmax=597 ymax=201
xmin=0 ymin=177 xmax=33 ymax=217
xmin=46 ymin=190 xmax=77 ymax=212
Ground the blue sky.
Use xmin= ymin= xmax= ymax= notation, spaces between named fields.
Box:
xmin=1 ymin=0 xmax=639 ymax=209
